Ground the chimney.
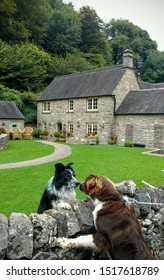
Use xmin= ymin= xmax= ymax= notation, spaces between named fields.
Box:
xmin=123 ymin=49 xmax=133 ymax=69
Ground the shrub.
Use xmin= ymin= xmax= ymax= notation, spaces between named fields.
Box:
xmin=41 ymin=130 xmax=49 ymax=136
xmin=33 ymin=128 xmax=42 ymax=138
xmin=124 ymin=140 xmax=134 ymax=147
xmin=54 ymin=131 xmax=60 ymax=138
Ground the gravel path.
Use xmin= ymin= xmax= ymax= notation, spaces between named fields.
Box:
xmin=0 ymin=140 xmax=72 ymax=170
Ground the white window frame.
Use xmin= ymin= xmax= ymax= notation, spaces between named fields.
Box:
xmin=69 ymin=100 xmax=74 ymax=111
xmin=43 ymin=122 xmax=47 ymax=130
xmin=87 ymin=98 xmax=98 ymax=111
xmin=87 ymin=123 xmax=97 ymax=135
xmin=69 ymin=123 xmax=74 ymax=134
xmin=43 ymin=102 xmax=50 ymax=112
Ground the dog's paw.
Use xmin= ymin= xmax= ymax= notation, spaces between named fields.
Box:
xmin=56 ymin=237 xmax=73 ymax=248
xmin=53 ymin=202 xmax=72 ymax=211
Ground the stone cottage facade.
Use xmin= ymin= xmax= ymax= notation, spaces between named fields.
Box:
xmin=0 ymin=101 xmax=24 ymax=133
xmin=37 ymin=50 xmax=164 ymax=148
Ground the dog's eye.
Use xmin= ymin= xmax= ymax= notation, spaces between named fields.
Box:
xmin=88 ymin=184 xmax=95 ymax=191
xmin=66 ymin=173 xmax=71 ymax=180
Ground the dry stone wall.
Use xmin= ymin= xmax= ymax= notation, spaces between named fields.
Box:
xmin=0 ymin=181 xmax=164 ymax=260
xmin=0 ymin=134 xmax=8 ymax=150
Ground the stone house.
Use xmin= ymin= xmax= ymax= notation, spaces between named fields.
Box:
xmin=37 ymin=50 xmax=164 ymax=148
xmin=0 ymin=101 xmax=24 ymax=132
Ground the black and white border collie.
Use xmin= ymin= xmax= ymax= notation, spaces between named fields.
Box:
xmin=38 ymin=162 xmax=79 ymax=214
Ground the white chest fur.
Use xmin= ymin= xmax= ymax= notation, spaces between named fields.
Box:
xmin=92 ymin=199 xmax=104 ymax=229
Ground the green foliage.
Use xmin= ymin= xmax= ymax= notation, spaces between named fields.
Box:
xmin=105 ymin=19 xmax=157 ymax=71
xmin=54 ymin=131 xmax=60 ymax=138
xmin=0 ymin=40 xmax=50 ymax=92
xmin=79 ymin=6 xmax=109 ymax=58
xmin=0 ymin=84 xmax=23 ymax=109
xmin=0 ymin=0 xmax=49 ymax=44
xmin=142 ymin=50 xmax=164 ymax=83
xmin=43 ymin=3 xmax=82 ymax=56
xmin=33 ymin=128 xmax=42 ymax=138
xmin=41 ymin=130 xmax=49 ymax=136
xmin=47 ymin=53 xmax=94 ymax=81
xmin=124 ymin=141 xmax=134 ymax=147
xmin=0 ymin=84 xmax=38 ymax=124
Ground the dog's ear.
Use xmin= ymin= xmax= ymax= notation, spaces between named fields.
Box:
xmin=66 ymin=162 xmax=73 ymax=168
xmin=54 ymin=163 xmax=65 ymax=173
xmin=86 ymin=174 xmax=102 ymax=193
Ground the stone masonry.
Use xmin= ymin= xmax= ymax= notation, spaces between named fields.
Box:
xmin=115 ymin=115 xmax=164 ymax=149
xmin=0 ymin=182 xmax=164 ymax=260
xmin=0 ymin=134 xmax=8 ymax=150
xmin=37 ymin=68 xmax=140 ymax=145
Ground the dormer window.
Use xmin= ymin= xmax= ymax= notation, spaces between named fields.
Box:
xmin=87 ymin=98 xmax=98 ymax=111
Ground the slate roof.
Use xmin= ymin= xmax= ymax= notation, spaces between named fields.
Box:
xmin=38 ymin=66 xmax=126 ymax=101
xmin=115 ymin=89 xmax=164 ymax=115
xmin=139 ymin=81 xmax=164 ymax=89
xmin=0 ymin=101 xmax=25 ymax=119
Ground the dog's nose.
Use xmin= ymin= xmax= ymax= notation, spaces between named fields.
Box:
xmin=79 ymin=181 xmax=85 ymax=191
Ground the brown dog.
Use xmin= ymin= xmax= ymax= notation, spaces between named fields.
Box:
xmin=80 ymin=174 xmax=155 ymax=260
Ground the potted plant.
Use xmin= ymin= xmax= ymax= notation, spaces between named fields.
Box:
xmin=41 ymin=130 xmax=49 ymax=140
xmin=33 ymin=128 xmax=42 ymax=138
xmin=59 ymin=134 xmax=66 ymax=142
xmin=54 ymin=131 xmax=60 ymax=141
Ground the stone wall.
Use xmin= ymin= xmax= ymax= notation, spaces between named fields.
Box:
xmin=37 ymin=96 xmax=115 ymax=144
xmin=113 ymin=68 xmax=140 ymax=110
xmin=0 ymin=181 xmax=164 ymax=260
xmin=0 ymin=134 xmax=8 ymax=150
xmin=0 ymin=120 xmax=24 ymax=132
xmin=115 ymin=115 xmax=164 ymax=149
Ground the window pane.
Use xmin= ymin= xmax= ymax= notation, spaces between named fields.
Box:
xmin=87 ymin=124 xmax=97 ymax=135
xmin=47 ymin=102 xmax=50 ymax=111
xmin=69 ymin=100 xmax=74 ymax=111
xmin=88 ymin=99 xmax=92 ymax=110
xmin=87 ymin=124 xmax=92 ymax=134
xmin=93 ymin=98 xmax=98 ymax=109
xmin=93 ymin=124 xmax=97 ymax=134
xmin=43 ymin=102 xmax=46 ymax=111
xmin=69 ymin=123 xmax=73 ymax=133
xmin=87 ymin=98 xmax=98 ymax=110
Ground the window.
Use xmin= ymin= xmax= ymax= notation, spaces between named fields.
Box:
xmin=43 ymin=122 xmax=47 ymax=130
xmin=69 ymin=100 xmax=74 ymax=111
xmin=69 ymin=123 xmax=74 ymax=134
xmin=87 ymin=124 xmax=97 ymax=135
xmin=87 ymin=98 xmax=98 ymax=111
xmin=43 ymin=102 xmax=50 ymax=112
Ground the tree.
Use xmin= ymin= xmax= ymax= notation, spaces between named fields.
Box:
xmin=47 ymin=53 xmax=93 ymax=81
xmin=142 ymin=50 xmax=164 ymax=83
xmin=79 ymin=6 xmax=110 ymax=58
xmin=0 ymin=84 xmax=38 ymax=124
xmin=0 ymin=0 xmax=49 ymax=44
xmin=0 ymin=40 xmax=50 ymax=92
xmin=105 ymin=19 xmax=157 ymax=70
xmin=43 ymin=3 xmax=82 ymax=56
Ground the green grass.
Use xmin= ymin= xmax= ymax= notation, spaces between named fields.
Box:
xmin=0 ymin=140 xmax=54 ymax=163
xmin=0 ymin=143 xmax=163 ymax=216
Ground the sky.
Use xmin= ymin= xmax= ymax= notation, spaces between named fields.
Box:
xmin=63 ymin=0 xmax=164 ymax=51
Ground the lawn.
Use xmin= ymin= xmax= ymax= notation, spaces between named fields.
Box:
xmin=0 ymin=142 xmax=163 ymax=216
xmin=0 ymin=140 xmax=54 ymax=163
